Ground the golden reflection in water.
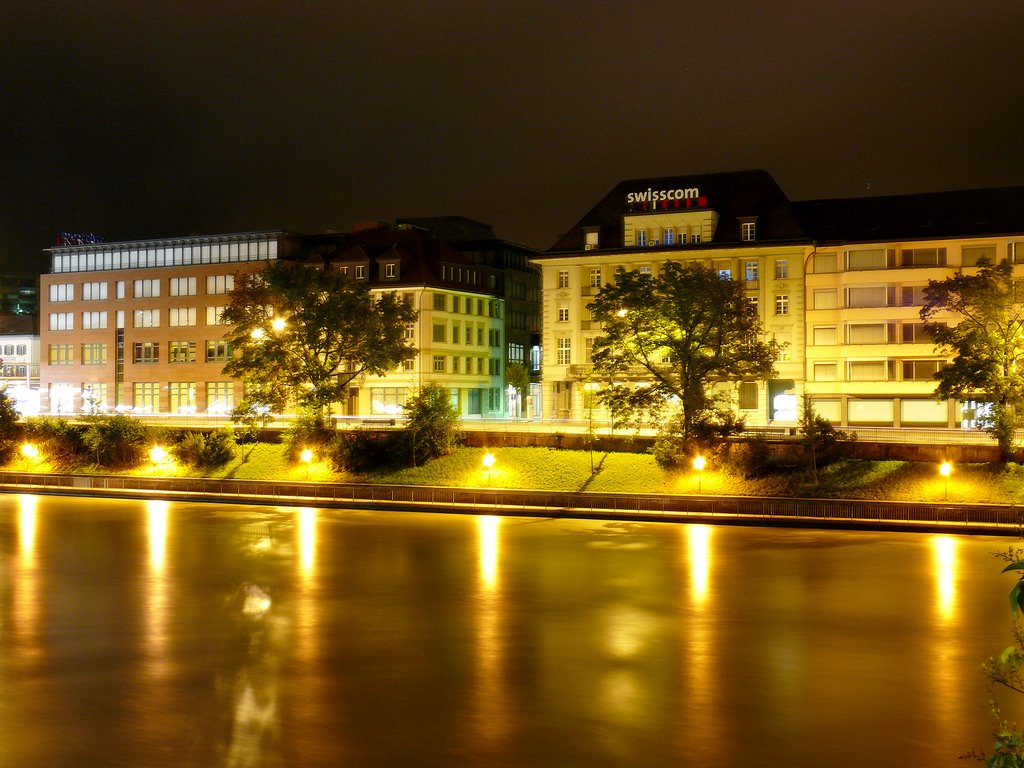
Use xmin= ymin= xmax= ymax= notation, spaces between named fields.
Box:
xmin=932 ymin=535 xmax=957 ymax=622
xmin=145 ymin=500 xmax=171 ymax=678
xmin=18 ymin=493 xmax=37 ymax=558
xmin=14 ymin=495 xmax=40 ymax=654
xmin=687 ymin=524 xmax=712 ymax=606
xmin=298 ymin=507 xmax=317 ymax=582
xmin=471 ymin=515 xmax=511 ymax=745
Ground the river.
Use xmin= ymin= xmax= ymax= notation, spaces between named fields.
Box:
xmin=0 ymin=493 xmax=1021 ymax=767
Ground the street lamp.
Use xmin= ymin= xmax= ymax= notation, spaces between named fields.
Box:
xmin=693 ymin=455 xmax=706 ymax=493
xmin=482 ymin=452 xmax=495 ymax=486
xmin=150 ymin=446 xmax=168 ymax=464
xmin=939 ymin=461 xmax=952 ymax=501
xmin=301 ymin=448 xmax=313 ymax=480
xmin=21 ymin=442 xmax=38 ymax=460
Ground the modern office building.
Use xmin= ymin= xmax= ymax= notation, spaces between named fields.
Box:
xmin=537 ymin=170 xmax=1024 ymax=429
xmin=38 ymin=222 xmax=538 ymax=419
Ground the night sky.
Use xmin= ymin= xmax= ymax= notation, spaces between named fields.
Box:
xmin=3 ymin=1 xmax=1022 ymax=274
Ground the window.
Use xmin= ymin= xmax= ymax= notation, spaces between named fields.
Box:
xmin=371 ymin=387 xmax=408 ymax=415
xmin=809 ymin=289 xmax=837 ymax=310
xmin=846 ymin=248 xmax=894 ymax=271
xmin=718 ymin=268 xmax=732 ymax=281
xmin=639 ymin=266 xmax=653 ymax=280
xmin=556 ymin=337 xmax=571 ymax=365
xmin=432 ymin=355 xmax=446 ymax=372
xmin=15 ymin=345 xmax=26 ymax=356
xmin=557 ymin=307 xmax=569 ymax=322
xmin=584 ymin=231 xmax=599 ymax=250
xmin=133 ymin=342 xmax=159 ymax=364
xmin=845 ymin=286 xmax=889 ymax=308
xmin=82 ymin=282 xmax=108 ymax=300
xmin=133 ymin=382 xmax=160 ymax=413
xmin=813 ymin=326 xmax=837 ymax=345
xmin=589 ymin=268 xmax=602 ymax=288
xmin=962 ymin=245 xmax=996 ymax=267
xmin=355 ymin=265 xmax=365 ymax=279
xmin=48 ymin=344 xmax=73 ymax=365
xmin=169 ymin=277 xmax=197 ymax=296
xmin=663 ymin=229 xmax=674 ymax=246
xmin=901 ymin=248 xmax=946 ymax=267
xmin=169 ymin=341 xmax=197 ymax=363
xmin=206 ymin=382 xmax=234 ymax=413
xmin=900 ymin=286 xmax=928 ymax=306
xmin=384 ymin=263 xmax=397 ymax=278
xmin=81 ymin=383 xmax=107 ymax=411
xmin=557 ymin=270 xmax=569 ymax=289
xmin=847 ymin=360 xmax=889 ymax=381
xmin=846 ymin=323 xmax=888 ymax=344
xmin=813 ymin=363 xmax=838 ymax=381
xmin=774 ymin=259 xmax=789 ymax=279
xmin=739 ymin=382 xmax=758 ymax=409
xmin=170 ymin=307 xmax=197 ymax=327
xmin=82 ymin=311 xmax=108 ymax=330
xmin=747 ymin=296 xmax=759 ymax=314
xmin=679 ymin=231 xmax=688 ymax=245
xmin=133 ymin=309 xmax=160 ymax=328
xmin=404 ymin=323 xmax=415 ymax=341
xmin=169 ymin=382 xmax=196 ymax=413
xmin=49 ymin=283 xmax=74 ymax=302
xmin=902 ymin=322 xmax=937 ymax=343
xmin=692 ymin=232 xmax=701 ymax=244
xmin=812 ymin=252 xmax=838 ymax=274
xmin=133 ymin=279 xmax=160 ymax=298
xmin=205 ymin=340 xmax=233 ymax=362
xmin=206 ymin=306 xmax=227 ymax=325
xmin=432 ymin=323 xmax=446 ymax=343
xmin=206 ymin=274 xmax=235 ymax=294
xmin=745 ymin=261 xmax=759 ymax=283
xmin=433 ymin=293 xmax=446 ymax=311
xmin=741 ymin=221 xmax=756 ymax=241
xmin=636 ymin=230 xmax=647 ymax=247
xmin=402 ymin=357 xmax=416 ymax=372
xmin=774 ymin=294 xmax=789 ymax=316
xmin=903 ymin=360 xmax=943 ymax=381
xmin=49 ymin=312 xmax=74 ymax=331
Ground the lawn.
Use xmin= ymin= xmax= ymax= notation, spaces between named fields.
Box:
xmin=11 ymin=440 xmax=1024 ymax=505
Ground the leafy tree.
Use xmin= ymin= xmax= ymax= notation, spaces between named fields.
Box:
xmin=505 ymin=362 xmax=530 ymax=418
xmin=589 ymin=262 xmax=780 ymax=443
xmin=921 ymin=259 xmax=1024 ymax=462
xmin=405 ymin=383 xmax=462 ymax=466
xmin=798 ymin=394 xmax=852 ymax=481
xmin=221 ymin=260 xmax=418 ymax=426
xmin=0 ymin=386 xmax=21 ymax=464
xmin=81 ymin=414 xmax=153 ymax=468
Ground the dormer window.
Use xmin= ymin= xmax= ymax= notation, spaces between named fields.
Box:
xmin=664 ymin=229 xmax=674 ymax=246
xmin=584 ymin=229 xmax=600 ymax=251
xmin=384 ymin=262 xmax=397 ymax=279
xmin=740 ymin=220 xmax=757 ymax=241
xmin=636 ymin=230 xmax=647 ymax=247
xmin=355 ymin=265 xmax=366 ymax=279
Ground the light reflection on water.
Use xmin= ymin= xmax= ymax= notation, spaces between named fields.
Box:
xmin=0 ymin=495 xmax=1022 ymax=768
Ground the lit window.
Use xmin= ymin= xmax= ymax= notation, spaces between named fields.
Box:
xmin=433 ymin=355 xmax=446 ymax=372
xmin=556 ymin=337 xmax=571 ymax=365
xmin=775 ymin=294 xmax=789 ymax=316
xmin=557 ymin=307 xmax=569 ymax=322
xmin=636 ymin=230 xmax=647 ymax=247
xmin=557 ymin=270 xmax=569 ymax=289
xmin=741 ymin=221 xmax=757 ymax=241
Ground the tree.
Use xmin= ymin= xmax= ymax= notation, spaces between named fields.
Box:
xmin=221 ymin=261 xmax=418 ymax=425
xmin=921 ymin=259 xmax=1024 ymax=461
xmin=0 ymin=386 xmax=20 ymax=464
xmin=589 ymin=262 xmax=780 ymax=443
xmin=405 ymin=383 xmax=462 ymax=466
xmin=798 ymin=394 xmax=851 ymax=482
xmin=505 ymin=362 xmax=530 ymax=418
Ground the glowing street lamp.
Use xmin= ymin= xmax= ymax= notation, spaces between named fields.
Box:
xmin=21 ymin=442 xmax=38 ymax=460
xmin=272 ymin=317 xmax=285 ymax=332
xmin=939 ymin=461 xmax=952 ymax=501
xmin=301 ymin=448 xmax=313 ymax=480
xmin=693 ymin=455 xmax=706 ymax=493
xmin=150 ymin=446 xmax=168 ymax=464
xmin=482 ymin=452 xmax=495 ymax=486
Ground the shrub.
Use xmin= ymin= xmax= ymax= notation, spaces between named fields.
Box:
xmin=0 ymin=388 xmax=20 ymax=465
xmin=405 ymin=384 xmax=462 ymax=466
xmin=23 ymin=416 xmax=85 ymax=468
xmin=82 ymin=414 xmax=153 ymax=469
xmin=329 ymin=430 xmax=411 ymax=472
xmin=285 ymin=410 xmax=335 ymax=460
xmin=172 ymin=429 xmax=236 ymax=468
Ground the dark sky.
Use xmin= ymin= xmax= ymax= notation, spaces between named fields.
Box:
xmin=3 ymin=1 xmax=1022 ymax=274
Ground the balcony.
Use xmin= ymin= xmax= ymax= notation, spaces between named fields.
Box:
xmin=580 ymin=320 xmax=603 ymax=331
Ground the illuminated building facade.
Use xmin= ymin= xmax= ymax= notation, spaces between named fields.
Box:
xmin=38 ymin=222 xmax=534 ymax=419
xmin=538 ymin=171 xmax=1024 ymax=428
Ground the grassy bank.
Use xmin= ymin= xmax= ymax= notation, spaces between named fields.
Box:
xmin=10 ymin=442 xmax=1024 ymax=506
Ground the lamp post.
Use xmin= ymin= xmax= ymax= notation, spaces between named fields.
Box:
xmin=482 ymin=452 xmax=495 ymax=486
xmin=583 ymin=381 xmax=599 ymax=475
xmin=693 ymin=455 xmax=706 ymax=494
xmin=939 ymin=461 xmax=952 ymax=501
xmin=301 ymin=448 xmax=313 ymax=480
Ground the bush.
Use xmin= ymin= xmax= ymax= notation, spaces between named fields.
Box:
xmin=82 ymin=414 xmax=153 ymax=469
xmin=285 ymin=410 xmax=335 ymax=460
xmin=172 ymin=429 xmax=236 ymax=468
xmin=0 ymin=388 xmax=20 ymax=465
xmin=405 ymin=384 xmax=462 ymax=466
xmin=329 ymin=430 xmax=411 ymax=472
xmin=23 ymin=416 xmax=85 ymax=468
